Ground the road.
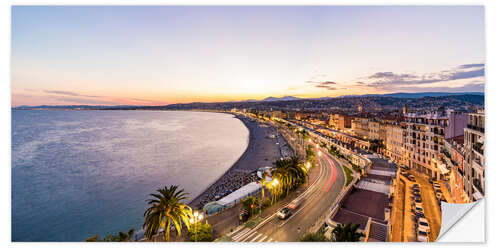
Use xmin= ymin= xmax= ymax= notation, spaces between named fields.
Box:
xmin=229 ymin=145 xmax=346 ymax=242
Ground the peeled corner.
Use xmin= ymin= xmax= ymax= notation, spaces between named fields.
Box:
xmin=436 ymin=199 xmax=482 ymax=241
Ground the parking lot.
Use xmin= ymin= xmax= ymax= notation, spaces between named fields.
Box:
xmin=399 ymin=169 xmax=442 ymax=242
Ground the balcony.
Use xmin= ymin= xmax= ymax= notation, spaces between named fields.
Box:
xmin=473 ymin=178 xmax=484 ymax=195
xmin=467 ymin=124 xmax=485 ymax=133
xmin=473 ymin=142 xmax=484 ymax=155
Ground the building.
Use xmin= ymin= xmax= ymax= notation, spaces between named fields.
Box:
xmin=463 ymin=110 xmax=485 ymax=201
xmin=352 ymin=117 xmax=370 ymax=139
xmin=270 ymin=110 xmax=282 ymax=119
xmin=330 ymin=114 xmax=353 ymax=130
xmin=368 ymin=121 xmax=385 ymax=140
xmin=445 ymin=110 xmax=468 ymax=139
xmin=385 ymin=124 xmax=405 ymax=165
xmin=443 ymin=135 xmax=469 ymax=203
xmin=403 ymin=109 xmax=448 ymax=179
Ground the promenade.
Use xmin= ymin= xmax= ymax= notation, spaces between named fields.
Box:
xmin=189 ymin=114 xmax=291 ymax=209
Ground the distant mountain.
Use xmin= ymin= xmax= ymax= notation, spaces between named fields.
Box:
xmin=262 ymin=96 xmax=302 ymax=102
xmin=338 ymin=92 xmax=484 ymax=99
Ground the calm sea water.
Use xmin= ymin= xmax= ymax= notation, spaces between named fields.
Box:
xmin=11 ymin=110 xmax=249 ymax=242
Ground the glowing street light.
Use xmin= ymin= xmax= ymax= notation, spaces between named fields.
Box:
xmin=272 ymin=179 xmax=279 ymax=187
xmin=318 ymin=151 xmax=322 ymax=157
xmin=189 ymin=211 xmax=204 ymax=242
xmin=306 ymin=162 xmax=311 ymax=170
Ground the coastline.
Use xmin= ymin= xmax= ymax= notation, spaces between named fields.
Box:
xmin=189 ymin=113 xmax=284 ymax=209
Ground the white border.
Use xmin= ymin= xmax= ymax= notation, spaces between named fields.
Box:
xmin=2 ymin=1 xmax=497 ymax=250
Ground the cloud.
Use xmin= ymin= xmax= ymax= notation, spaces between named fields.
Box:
xmin=459 ymin=63 xmax=484 ymax=69
xmin=359 ymin=63 xmax=485 ymax=87
xmin=312 ymin=81 xmax=339 ymax=91
xmin=315 ymin=84 xmax=338 ymax=90
xmin=44 ymin=90 xmax=102 ymax=98
xmin=394 ymin=81 xmax=484 ymax=92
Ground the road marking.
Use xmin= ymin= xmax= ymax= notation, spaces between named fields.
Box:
xmin=227 ymin=226 xmax=245 ymax=237
xmin=257 ymin=235 xmax=268 ymax=242
xmin=250 ymin=233 xmax=262 ymax=242
xmin=238 ymin=230 xmax=258 ymax=242
xmin=277 ymin=156 xmax=331 ymax=228
xmin=232 ymin=228 xmax=250 ymax=241
xmin=231 ymin=142 xmax=330 ymax=242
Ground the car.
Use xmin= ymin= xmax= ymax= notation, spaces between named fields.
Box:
xmin=417 ymin=230 xmax=429 ymax=242
xmin=277 ymin=207 xmax=292 ymax=220
xmin=418 ymin=217 xmax=431 ymax=231
xmin=412 ymin=184 xmax=420 ymax=188
xmin=415 ymin=197 xmax=423 ymax=204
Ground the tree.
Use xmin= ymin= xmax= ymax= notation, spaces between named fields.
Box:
xmin=272 ymin=157 xmax=307 ymax=196
xmin=85 ymin=228 xmax=135 ymax=242
xmin=300 ymin=232 xmax=329 ymax=242
xmin=331 ymin=223 xmax=364 ymax=242
xmin=188 ymin=221 xmax=213 ymax=242
xmin=143 ymin=185 xmax=193 ymax=242
xmin=85 ymin=235 xmax=99 ymax=242
xmin=241 ymin=195 xmax=259 ymax=218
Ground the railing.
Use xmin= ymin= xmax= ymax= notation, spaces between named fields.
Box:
xmin=467 ymin=124 xmax=485 ymax=133
xmin=473 ymin=143 xmax=484 ymax=155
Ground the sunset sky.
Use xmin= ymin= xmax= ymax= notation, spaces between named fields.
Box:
xmin=11 ymin=6 xmax=485 ymax=106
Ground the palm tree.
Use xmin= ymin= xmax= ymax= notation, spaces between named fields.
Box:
xmin=143 ymin=185 xmax=193 ymax=242
xmin=331 ymin=223 xmax=364 ymax=242
xmin=241 ymin=195 xmax=259 ymax=217
xmin=272 ymin=157 xmax=307 ymax=196
xmin=300 ymin=232 xmax=329 ymax=242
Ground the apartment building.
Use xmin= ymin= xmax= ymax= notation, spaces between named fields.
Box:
xmin=463 ymin=110 xmax=485 ymax=201
xmin=403 ymin=109 xmax=448 ymax=180
xmin=329 ymin=114 xmax=353 ymax=130
xmin=443 ymin=136 xmax=469 ymax=203
xmin=445 ymin=110 xmax=468 ymax=139
xmin=385 ymin=124 xmax=405 ymax=165
xmin=352 ymin=117 xmax=370 ymax=139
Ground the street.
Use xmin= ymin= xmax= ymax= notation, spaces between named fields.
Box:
xmin=228 ymin=145 xmax=346 ymax=242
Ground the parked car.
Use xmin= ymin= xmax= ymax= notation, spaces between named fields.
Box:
xmin=418 ymin=217 xmax=431 ymax=231
xmin=415 ymin=204 xmax=424 ymax=214
xmin=417 ymin=230 xmax=429 ymax=242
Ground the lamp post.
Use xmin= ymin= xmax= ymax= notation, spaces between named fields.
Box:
xmin=260 ymin=178 xmax=278 ymax=214
xmin=189 ymin=211 xmax=204 ymax=242
xmin=271 ymin=179 xmax=279 ymax=204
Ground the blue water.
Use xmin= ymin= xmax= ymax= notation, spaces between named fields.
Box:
xmin=11 ymin=110 xmax=249 ymax=242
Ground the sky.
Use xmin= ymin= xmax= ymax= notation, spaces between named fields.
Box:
xmin=11 ymin=6 xmax=485 ymax=106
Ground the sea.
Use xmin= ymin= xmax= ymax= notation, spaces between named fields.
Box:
xmin=11 ymin=110 xmax=249 ymax=241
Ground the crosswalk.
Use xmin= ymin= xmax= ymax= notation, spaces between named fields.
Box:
xmin=228 ymin=226 xmax=278 ymax=242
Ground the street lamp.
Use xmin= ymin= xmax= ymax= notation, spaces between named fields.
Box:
xmin=260 ymin=178 xmax=279 ymax=214
xmin=189 ymin=211 xmax=204 ymax=242
xmin=318 ymin=151 xmax=322 ymax=157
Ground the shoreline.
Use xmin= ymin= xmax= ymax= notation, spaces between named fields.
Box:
xmin=189 ymin=113 xmax=283 ymax=209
